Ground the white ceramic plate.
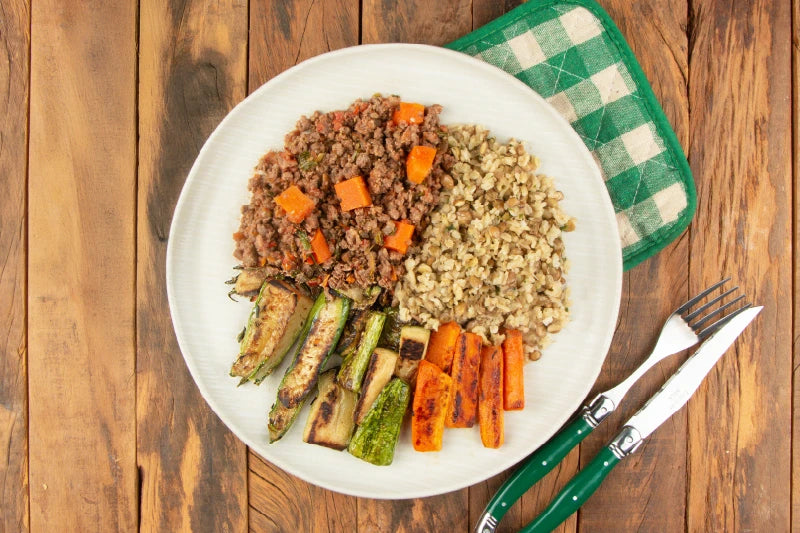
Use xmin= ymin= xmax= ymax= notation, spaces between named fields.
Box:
xmin=167 ymin=44 xmax=622 ymax=499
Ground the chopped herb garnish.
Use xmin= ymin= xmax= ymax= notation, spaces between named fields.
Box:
xmin=296 ymin=230 xmax=312 ymax=251
xmin=446 ymin=224 xmax=456 ymax=231
xmin=236 ymin=326 xmax=246 ymax=343
xmin=298 ymin=151 xmax=318 ymax=171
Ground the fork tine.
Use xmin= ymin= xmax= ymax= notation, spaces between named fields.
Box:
xmin=691 ymin=294 xmax=746 ymax=330
xmin=696 ymin=303 xmax=752 ymax=339
xmin=685 ymin=286 xmax=739 ymax=321
xmin=675 ymin=277 xmax=731 ymax=314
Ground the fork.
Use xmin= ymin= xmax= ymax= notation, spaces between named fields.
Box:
xmin=475 ymin=278 xmax=748 ymax=533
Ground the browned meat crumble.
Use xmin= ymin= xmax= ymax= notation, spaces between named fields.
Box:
xmin=233 ymin=95 xmax=454 ymax=291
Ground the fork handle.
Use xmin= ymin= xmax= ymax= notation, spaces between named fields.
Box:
xmin=474 ymin=415 xmax=594 ymax=533
xmin=520 ymin=447 xmax=621 ymax=533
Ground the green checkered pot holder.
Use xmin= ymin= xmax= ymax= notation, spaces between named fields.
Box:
xmin=447 ymin=0 xmax=696 ymax=270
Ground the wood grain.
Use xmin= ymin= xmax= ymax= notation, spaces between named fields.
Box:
xmin=358 ymin=2 xmax=471 ymax=530
xmin=794 ymin=0 xmax=800 ymax=528
xmin=0 ymin=0 xmax=30 ymax=531
xmin=688 ymin=0 xmax=792 ymax=531
xmin=471 ymin=0 xmax=523 ymax=30
xmin=248 ymin=0 xmax=360 ymax=90
xmin=137 ymin=1 xmax=249 ymax=531
xmin=361 ymin=0 xmax=472 ymax=45
xmin=27 ymin=1 xmax=137 ymax=530
xmin=578 ymin=1 xmax=691 ymax=532
xmin=249 ymin=453 xmax=358 ymax=532
xmin=246 ymin=1 xmax=360 ymax=530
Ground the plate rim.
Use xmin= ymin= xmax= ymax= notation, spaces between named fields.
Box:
xmin=166 ymin=42 xmax=623 ymax=499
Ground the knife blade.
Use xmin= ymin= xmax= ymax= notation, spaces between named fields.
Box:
xmin=621 ymin=305 xmax=762 ymax=443
xmin=519 ymin=305 xmax=762 ymax=533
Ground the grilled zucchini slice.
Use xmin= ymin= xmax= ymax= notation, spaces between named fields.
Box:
xmin=348 ymin=378 xmax=410 ymax=466
xmin=227 ymin=267 xmax=271 ymax=299
xmin=230 ymin=280 xmax=313 ymax=384
xmin=268 ymin=396 xmax=307 ymax=443
xmin=303 ymin=369 xmax=358 ymax=450
xmin=394 ymin=326 xmax=431 ymax=386
xmin=377 ymin=307 xmax=403 ymax=351
xmin=335 ymin=308 xmax=368 ymax=359
xmin=354 ymin=348 xmax=399 ymax=425
xmin=276 ymin=293 xmax=351 ymax=409
xmin=337 ymin=311 xmax=387 ymax=393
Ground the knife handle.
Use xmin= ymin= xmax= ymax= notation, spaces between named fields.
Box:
xmin=475 ymin=415 xmax=594 ymax=533
xmin=520 ymin=447 xmax=621 ymax=533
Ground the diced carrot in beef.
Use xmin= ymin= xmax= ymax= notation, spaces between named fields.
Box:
xmin=310 ymin=229 xmax=332 ymax=263
xmin=392 ymin=102 xmax=425 ymax=125
xmin=334 ymin=176 xmax=372 ymax=211
xmin=274 ymin=185 xmax=314 ymax=224
xmin=383 ymin=220 xmax=415 ymax=254
xmin=406 ymin=146 xmax=437 ymax=184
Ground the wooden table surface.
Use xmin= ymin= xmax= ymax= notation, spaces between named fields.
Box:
xmin=1 ymin=0 xmax=794 ymax=531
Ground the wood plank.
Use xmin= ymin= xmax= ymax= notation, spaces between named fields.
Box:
xmin=249 ymin=0 xmax=360 ymax=89
xmin=577 ymin=1 xmax=691 ymax=532
xmin=361 ymin=0 xmax=472 ymax=45
xmin=246 ymin=1 xmax=360 ymax=530
xmin=467 ymin=3 xmax=582 ymax=529
xmin=136 ymin=0 xmax=249 ymax=531
xmin=793 ymin=0 xmax=800 ymax=528
xmin=27 ymin=1 xmax=137 ymax=530
xmin=0 ymin=0 xmax=30 ymax=531
xmin=248 ymin=453 xmax=358 ymax=532
xmin=359 ymin=1 xmax=470 ymax=530
xmin=472 ymin=0 xmax=523 ymax=30
xmin=687 ymin=0 xmax=792 ymax=531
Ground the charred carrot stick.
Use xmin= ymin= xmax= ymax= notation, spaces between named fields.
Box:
xmin=445 ymin=332 xmax=482 ymax=428
xmin=479 ymin=344 xmax=504 ymax=448
xmin=425 ymin=322 xmax=461 ymax=374
xmin=502 ymin=330 xmax=525 ymax=411
xmin=411 ymin=360 xmax=452 ymax=452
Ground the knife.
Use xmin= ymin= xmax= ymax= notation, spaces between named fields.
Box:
xmin=497 ymin=305 xmax=762 ymax=533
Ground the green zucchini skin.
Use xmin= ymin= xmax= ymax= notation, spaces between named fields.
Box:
xmin=347 ymin=378 xmax=411 ymax=465
xmin=354 ymin=348 xmax=399 ymax=425
xmin=230 ymin=280 xmax=311 ymax=382
xmin=267 ymin=396 xmax=307 ymax=443
xmin=302 ymin=368 xmax=358 ymax=450
xmin=334 ymin=308 xmax=368 ymax=359
xmin=377 ymin=307 xmax=403 ymax=351
xmin=276 ymin=294 xmax=351 ymax=409
xmin=337 ymin=311 xmax=387 ymax=393
xmin=230 ymin=267 xmax=270 ymax=298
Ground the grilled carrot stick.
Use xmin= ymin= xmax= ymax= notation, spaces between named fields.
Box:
xmin=445 ymin=332 xmax=482 ymax=428
xmin=425 ymin=322 xmax=461 ymax=374
xmin=478 ymin=344 xmax=504 ymax=448
xmin=502 ymin=330 xmax=525 ymax=410
xmin=411 ymin=360 xmax=452 ymax=452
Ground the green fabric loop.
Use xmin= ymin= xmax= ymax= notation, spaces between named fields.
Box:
xmin=447 ymin=0 xmax=696 ymax=270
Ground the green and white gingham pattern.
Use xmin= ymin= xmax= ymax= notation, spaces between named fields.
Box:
xmin=447 ymin=0 xmax=695 ymax=270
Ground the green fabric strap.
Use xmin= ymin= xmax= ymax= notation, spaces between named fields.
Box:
xmin=447 ymin=0 xmax=696 ymax=270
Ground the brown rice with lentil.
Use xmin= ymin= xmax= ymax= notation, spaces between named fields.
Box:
xmin=393 ymin=124 xmax=575 ymax=358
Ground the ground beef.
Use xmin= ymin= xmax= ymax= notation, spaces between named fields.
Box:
xmin=233 ymin=95 xmax=454 ymax=291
